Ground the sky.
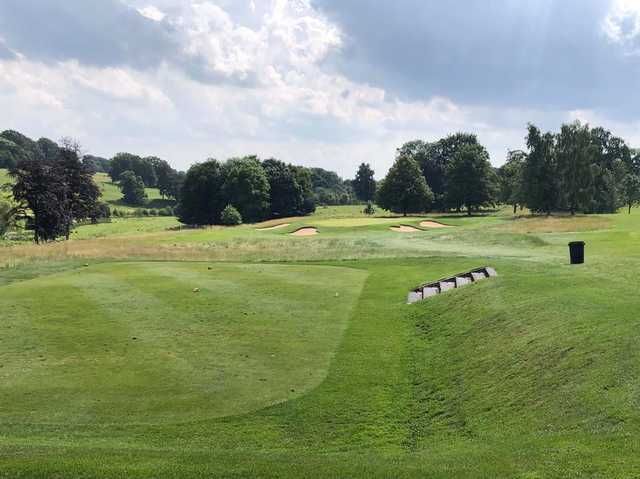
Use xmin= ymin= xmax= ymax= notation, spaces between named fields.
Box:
xmin=1 ymin=0 xmax=640 ymax=178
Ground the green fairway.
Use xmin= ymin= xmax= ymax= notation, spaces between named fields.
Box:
xmin=0 ymin=262 xmax=366 ymax=424
xmin=3 ymin=209 xmax=640 ymax=477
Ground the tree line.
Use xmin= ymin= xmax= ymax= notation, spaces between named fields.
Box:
xmin=178 ymin=156 xmax=315 ymax=225
xmin=500 ymin=122 xmax=640 ymax=215
xmin=374 ymin=122 xmax=640 ymax=216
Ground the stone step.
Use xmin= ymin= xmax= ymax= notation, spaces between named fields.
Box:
xmin=407 ymin=266 xmax=498 ymax=304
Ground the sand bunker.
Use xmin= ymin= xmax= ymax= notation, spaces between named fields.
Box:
xmin=419 ymin=220 xmax=451 ymax=228
xmin=257 ymin=223 xmax=290 ymax=231
xmin=290 ymin=227 xmax=318 ymax=236
xmin=390 ymin=225 xmax=421 ymax=233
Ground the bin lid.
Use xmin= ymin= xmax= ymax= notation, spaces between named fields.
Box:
xmin=568 ymin=241 xmax=585 ymax=246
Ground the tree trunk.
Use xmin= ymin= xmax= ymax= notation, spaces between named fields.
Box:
xmin=467 ymin=205 xmax=472 ymax=216
xmin=629 ymin=203 xmax=632 ymax=215
xmin=513 ymin=203 xmax=517 ymax=215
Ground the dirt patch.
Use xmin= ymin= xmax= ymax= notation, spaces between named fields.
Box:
xmin=390 ymin=225 xmax=421 ymax=233
xmin=290 ymin=227 xmax=318 ymax=236
xmin=256 ymin=223 xmax=290 ymax=231
xmin=419 ymin=220 xmax=451 ymax=228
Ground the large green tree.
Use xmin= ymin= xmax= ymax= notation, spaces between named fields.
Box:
xmin=397 ymin=133 xmax=478 ymax=210
xmin=498 ymin=150 xmax=526 ymax=214
xmin=178 ymin=160 xmax=225 ymax=225
xmin=522 ymin=124 xmax=559 ymax=215
xmin=556 ymin=121 xmax=597 ymax=215
xmin=221 ymin=156 xmax=270 ymax=222
xmin=262 ymin=158 xmax=304 ymax=218
xmin=110 ymin=153 xmax=157 ymax=187
xmin=376 ymin=156 xmax=433 ymax=215
xmin=446 ymin=144 xmax=496 ymax=216
xmin=118 ymin=170 xmax=147 ymax=206
xmin=352 ymin=163 xmax=376 ymax=202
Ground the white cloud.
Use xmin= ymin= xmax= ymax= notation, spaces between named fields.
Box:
xmin=137 ymin=5 xmax=166 ymax=22
xmin=603 ymin=0 xmax=640 ymax=54
xmin=3 ymin=0 xmax=636 ymax=177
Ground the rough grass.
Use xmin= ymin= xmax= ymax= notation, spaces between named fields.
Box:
xmin=497 ymin=214 xmax=613 ymax=233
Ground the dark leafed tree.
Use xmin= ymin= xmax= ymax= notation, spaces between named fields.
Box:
xmin=376 ymin=155 xmax=433 ymax=216
xmin=498 ymin=150 xmax=526 ymax=214
xmin=221 ymin=156 xmax=270 ymax=222
xmin=10 ymin=140 xmax=100 ymax=242
xmin=352 ymin=163 xmax=376 ymax=202
xmin=118 ymin=170 xmax=147 ymax=206
xmin=178 ymin=159 xmax=226 ymax=225
xmin=522 ymin=124 xmax=559 ymax=215
xmin=446 ymin=143 xmax=496 ymax=216
xmin=262 ymin=158 xmax=304 ymax=218
xmin=556 ymin=121 xmax=597 ymax=215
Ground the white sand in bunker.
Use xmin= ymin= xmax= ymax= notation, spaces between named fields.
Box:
xmin=290 ymin=227 xmax=318 ymax=236
xmin=256 ymin=223 xmax=291 ymax=231
xmin=390 ymin=225 xmax=421 ymax=233
xmin=419 ymin=220 xmax=451 ymax=228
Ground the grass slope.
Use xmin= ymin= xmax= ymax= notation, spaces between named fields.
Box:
xmin=95 ymin=173 xmax=175 ymax=212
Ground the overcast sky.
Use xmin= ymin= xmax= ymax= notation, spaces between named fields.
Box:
xmin=1 ymin=0 xmax=640 ymax=177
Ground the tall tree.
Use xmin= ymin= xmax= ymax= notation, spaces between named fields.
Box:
xmin=352 ymin=163 xmax=376 ymax=202
xmin=291 ymin=165 xmax=316 ymax=215
xmin=221 ymin=156 xmax=270 ymax=222
xmin=556 ymin=121 xmax=596 ymax=215
xmin=522 ymin=124 xmax=559 ymax=215
xmin=178 ymin=160 xmax=225 ymax=225
xmin=446 ymin=144 xmax=496 ymax=216
xmin=262 ymin=158 xmax=304 ymax=218
xmin=376 ymin=156 xmax=433 ymax=216
xmin=498 ymin=150 xmax=526 ymax=214
xmin=118 ymin=170 xmax=147 ymax=206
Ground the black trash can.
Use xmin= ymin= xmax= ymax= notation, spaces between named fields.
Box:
xmin=568 ymin=241 xmax=585 ymax=264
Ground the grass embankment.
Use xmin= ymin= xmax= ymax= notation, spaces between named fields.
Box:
xmin=95 ymin=173 xmax=175 ymax=213
xmin=3 ymin=205 xmax=640 ymax=476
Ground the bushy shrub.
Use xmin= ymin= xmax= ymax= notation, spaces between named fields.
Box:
xmin=220 ymin=204 xmax=242 ymax=226
xmin=363 ymin=201 xmax=376 ymax=215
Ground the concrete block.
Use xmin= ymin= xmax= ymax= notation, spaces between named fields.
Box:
xmin=439 ymin=281 xmax=456 ymax=292
xmin=422 ymin=287 xmax=439 ymax=298
xmin=455 ymin=276 xmax=472 ymax=287
xmin=407 ymin=291 xmax=423 ymax=304
xmin=484 ymin=267 xmax=498 ymax=277
xmin=471 ymin=271 xmax=486 ymax=281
